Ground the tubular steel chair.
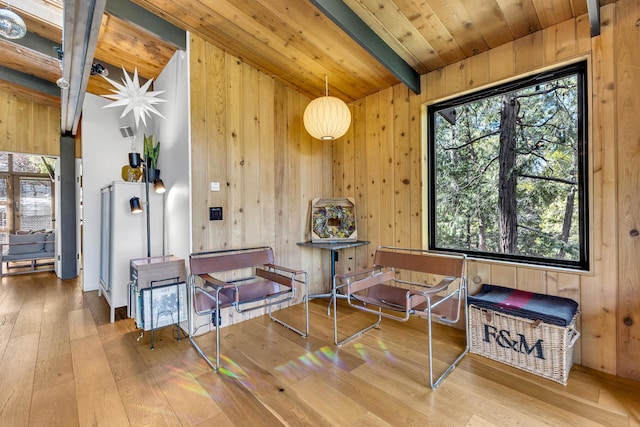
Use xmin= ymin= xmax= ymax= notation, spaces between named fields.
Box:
xmin=188 ymin=246 xmax=309 ymax=372
xmin=332 ymin=246 xmax=467 ymax=389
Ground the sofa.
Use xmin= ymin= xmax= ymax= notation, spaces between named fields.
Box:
xmin=0 ymin=231 xmax=55 ymax=276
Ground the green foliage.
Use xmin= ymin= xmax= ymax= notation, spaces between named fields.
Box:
xmin=144 ymin=134 xmax=161 ymax=169
xmin=11 ymin=153 xmax=50 ymax=174
xmin=431 ymin=71 xmax=584 ymax=264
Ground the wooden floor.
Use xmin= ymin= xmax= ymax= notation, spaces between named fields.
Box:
xmin=1 ymin=273 xmax=639 ymax=427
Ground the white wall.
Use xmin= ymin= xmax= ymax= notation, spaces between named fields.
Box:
xmin=154 ymin=50 xmax=191 ymax=260
xmin=81 ymin=94 xmax=153 ymax=291
xmin=81 ymin=50 xmax=190 ymax=292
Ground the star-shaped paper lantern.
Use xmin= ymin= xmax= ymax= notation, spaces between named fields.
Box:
xmin=102 ymin=67 xmax=166 ymax=128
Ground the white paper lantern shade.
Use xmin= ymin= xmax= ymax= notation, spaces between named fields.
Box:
xmin=303 ymin=76 xmax=352 ymax=141
xmin=303 ymin=95 xmax=351 ymax=140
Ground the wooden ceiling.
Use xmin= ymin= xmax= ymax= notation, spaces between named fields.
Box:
xmin=1 ymin=0 xmax=611 ymax=106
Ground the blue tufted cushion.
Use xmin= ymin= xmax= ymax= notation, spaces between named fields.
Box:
xmin=468 ymin=284 xmax=578 ymax=327
xmin=7 ymin=233 xmax=45 ymax=255
xmin=44 ymin=232 xmax=55 ymax=253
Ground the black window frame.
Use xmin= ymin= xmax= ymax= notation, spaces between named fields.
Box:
xmin=427 ymin=61 xmax=589 ymax=270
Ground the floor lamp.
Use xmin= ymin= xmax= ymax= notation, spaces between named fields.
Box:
xmin=128 ymin=153 xmax=165 ymax=257
xmin=127 ymin=154 xmax=169 ymax=349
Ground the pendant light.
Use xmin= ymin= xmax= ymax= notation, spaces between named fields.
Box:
xmin=0 ymin=4 xmax=27 ymax=40
xmin=102 ymin=67 xmax=166 ymax=129
xmin=303 ymin=76 xmax=351 ymax=141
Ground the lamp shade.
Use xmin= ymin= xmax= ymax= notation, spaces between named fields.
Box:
xmin=303 ymin=96 xmax=351 ymax=141
xmin=153 ymin=178 xmax=166 ymax=194
xmin=128 ymin=152 xmax=142 ymax=168
xmin=129 ymin=197 xmax=142 ymax=213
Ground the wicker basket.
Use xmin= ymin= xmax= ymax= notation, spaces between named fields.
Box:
xmin=469 ymin=305 xmax=580 ymax=385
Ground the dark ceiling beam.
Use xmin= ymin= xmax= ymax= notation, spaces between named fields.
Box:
xmin=586 ymin=0 xmax=601 ymax=37
xmin=105 ymin=0 xmax=185 ymax=49
xmin=10 ymin=32 xmax=61 ymax=58
xmin=0 ymin=65 xmax=58 ymax=97
xmin=309 ymin=0 xmax=420 ymax=95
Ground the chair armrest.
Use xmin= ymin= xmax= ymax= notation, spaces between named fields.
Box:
xmin=406 ymin=277 xmax=459 ymax=312
xmin=347 ymin=270 xmax=395 ymax=294
xmin=199 ymin=273 xmax=234 ymax=290
xmin=335 ymin=266 xmax=384 ymax=281
xmin=414 ymin=276 xmax=457 ymax=296
xmin=256 ymin=267 xmax=294 ymax=287
xmin=264 ymin=263 xmax=304 ymax=276
xmin=193 ymin=283 xmax=232 ymax=310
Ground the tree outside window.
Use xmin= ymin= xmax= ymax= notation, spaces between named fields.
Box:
xmin=427 ymin=61 xmax=588 ymax=270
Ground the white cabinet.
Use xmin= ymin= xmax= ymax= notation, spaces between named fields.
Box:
xmin=99 ymin=181 xmax=164 ymax=322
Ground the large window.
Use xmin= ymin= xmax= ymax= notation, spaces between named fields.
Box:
xmin=0 ymin=153 xmax=55 ymax=247
xmin=427 ymin=61 xmax=588 ymax=270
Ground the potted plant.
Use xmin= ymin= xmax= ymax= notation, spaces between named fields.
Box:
xmin=144 ymin=134 xmax=161 ymax=181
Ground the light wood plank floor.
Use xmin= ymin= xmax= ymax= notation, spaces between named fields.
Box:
xmin=1 ymin=272 xmax=639 ymax=426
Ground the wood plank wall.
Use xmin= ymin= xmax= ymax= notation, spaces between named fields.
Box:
xmin=0 ymin=85 xmax=60 ymax=156
xmin=189 ymin=35 xmax=333 ymax=325
xmin=188 ymin=2 xmax=638 ymax=379
xmin=331 ymin=1 xmax=640 ymax=381
xmin=614 ymin=0 xmax=640 ymax=381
